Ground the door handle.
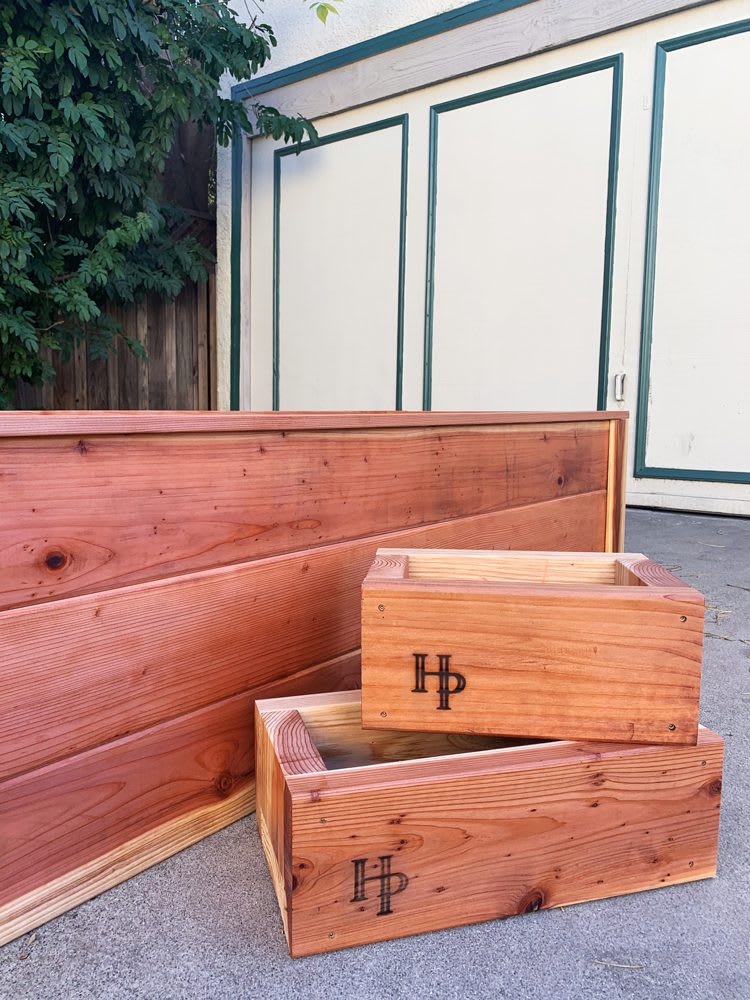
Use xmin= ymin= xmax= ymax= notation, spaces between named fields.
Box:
xmin=614 ymin=372 xmax=626 ymax=402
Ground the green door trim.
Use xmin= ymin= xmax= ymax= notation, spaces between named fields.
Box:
xmin=229 ymin=126 xmax=244 ymax=410
xmin=272 ymin=115 xmax=409 ymax=411
xmin=422 ymin=54 xmax=623 ymax=411
xmin=634 ymin=18 xmax=750 ymax=485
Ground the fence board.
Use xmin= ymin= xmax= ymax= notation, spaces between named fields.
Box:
xmin=12 ymin=272 xmax=215 ymax=410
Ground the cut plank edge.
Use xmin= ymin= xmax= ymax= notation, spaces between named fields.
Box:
xmin=0 ymin=782 xmax=255 ymax=947
xmin=0 ymin=411 xmax=628 ymax=436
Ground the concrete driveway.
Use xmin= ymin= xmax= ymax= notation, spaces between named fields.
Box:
xmin=1 ymin=508 xmax=748 ymax=1000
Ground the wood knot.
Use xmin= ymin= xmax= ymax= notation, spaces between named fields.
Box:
xmin=519 ymin=888 xmax=545 ymax=914
xmin=77 ymin=439 xmax=89 ymax=455
xmin=705 ymin=778 xmax=722 ymax=797
xmin=213 ymin=772 xmax=235 ymax=797
xmin=44 ymin=551 xmax=67 ymax=571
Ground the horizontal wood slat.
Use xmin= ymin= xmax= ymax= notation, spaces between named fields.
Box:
xmin=0 ymin=421 xmax=612 ymax=609
xmin=0 ymin=652 xmax=360 ymax=946
xmin=0 ymin=491 xmax=606 ymax=781
xmin=0 ymin=410 xmax=626 ymax=436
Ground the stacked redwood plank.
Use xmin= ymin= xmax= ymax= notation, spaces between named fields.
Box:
xmin=0 ymin=410 xmax=626 ymax=944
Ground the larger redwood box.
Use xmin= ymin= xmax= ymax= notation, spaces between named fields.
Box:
xmin=361 ymin=549 xmax=704 ymax=746
xmin=0 ymin=409 xmax=628 ymax=946
xmin=256 ymin=691 xmax=722 ymax=957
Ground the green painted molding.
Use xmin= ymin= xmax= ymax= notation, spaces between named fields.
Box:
xmin=229 ymin=127 xmax=243 ymax=410
xmin=230 ymin=0 xmax=538 ymax=102
xmin=272 ymin=115 xmax=410 ymax=411
xmin=634 ymin=17 xmax=750 ymax=485
xmin=422 ymin=55 xmax=624 ymax=411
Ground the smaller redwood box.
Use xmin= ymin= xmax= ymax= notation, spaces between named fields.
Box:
xmin=361 ymin=549 xmax=704 ymax=746
xmin=255 ymin=691 xmax=722 ymax=957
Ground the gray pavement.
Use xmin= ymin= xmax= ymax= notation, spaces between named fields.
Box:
xmin=1 ymin=508 xmax=748 ymax=1000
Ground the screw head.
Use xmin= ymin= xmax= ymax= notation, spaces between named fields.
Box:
xmin=319 ymin=817 xmax=327 ymax=824
xmin=668 ymin=723 xmax=677 ymax=731
xmin=679 ymin=615 xmax=687 ymax=622
xmin=328 ymin=932 xmax=335 ymax=939
xmin=380 ymin=711 xmax=387 ymax=718
xmin=378 ymin=604 xmax=385 ymax=612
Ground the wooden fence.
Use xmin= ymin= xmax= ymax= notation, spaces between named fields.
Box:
xmin=15 ymin=270 xmax=216 ymax=410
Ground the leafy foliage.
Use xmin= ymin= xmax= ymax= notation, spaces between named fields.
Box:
xmin=309 ymin=2 xmax=344 ymax=25
xmin=0 ymin=0 xmax=318 ymax=406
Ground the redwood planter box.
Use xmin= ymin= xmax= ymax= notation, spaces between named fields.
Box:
xmin=256 ymin=691 xmax=722 ymax=956
xmin=361 ymin=549 xmax=704 ymax=746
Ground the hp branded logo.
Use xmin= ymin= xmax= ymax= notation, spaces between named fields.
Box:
xmin=351 ymin=856 xmax=409 ymax=916
xmin=412 ymin=652 xmax=466 ymax=710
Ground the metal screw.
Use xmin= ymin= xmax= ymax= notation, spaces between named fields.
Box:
xmin=328 ymin=932 xmax=335 ymax=939
xmin=319 ymin=817 xmax=326 ymax=824
xmin=679 ymin=615 xmax=687 ymax=622
xmin=380 ymin=711 xmax=387 ymax=718
xmin=701 ymin=760 xmax=707 ymax=766
xmin=668 ymin=723 xmax=677 ymax=731
xmin=378 ymin=604 xmax=385 ymax=612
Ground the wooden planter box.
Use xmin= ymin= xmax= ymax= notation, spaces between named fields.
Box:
xmin=256 ymin=691 xmax=722 ymax=956
xmin=361 ymin=549 xmax=704 ymax=745
xmin=0 ymin=410 xmax=626 ymax=945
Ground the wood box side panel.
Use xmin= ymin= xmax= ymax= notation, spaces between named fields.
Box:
xmin=286 ymin=733 xmax=723 ymax=956
xmin=0 ymin=653 xmax=359 ymax=947
xmin=255 ymin=710 xmax=291 ymax=936
xmin=0 ymin=419 xmax=613 ymax=610
xmin=0 ymin=491 xmax=606 ymax=781
xmin=361 ymin=584 xmax=704 ymax=745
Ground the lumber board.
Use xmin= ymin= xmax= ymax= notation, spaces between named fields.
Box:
xmin=0 ymin=420 xmax=611 ymax=609
xmin=0 ymin=491 xmax=606 ymax=781
xmin=0 ymin=652 xmax=360 ymax=947
xmin=257 ymin=692 xmax=723 ymax=957
xmin=0 ymin=410 xmax=626 ymax=435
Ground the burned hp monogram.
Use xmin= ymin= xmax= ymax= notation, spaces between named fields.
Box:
xmin=351 ymin=856 xmax=409 ymax=916
xmin=412 ymin=653 xmax=466 ymax=710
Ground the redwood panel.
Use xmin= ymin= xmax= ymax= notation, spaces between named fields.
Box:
xmin=0 ymin=652 xmax=360 ymax=946
xmin=0 ymin=419 xmax=613 ymax=609
xmin=0 ymin=491 xmax=605 ymax=781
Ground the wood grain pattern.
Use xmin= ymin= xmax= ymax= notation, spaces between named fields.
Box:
xmin=0 ymin=652 xmax=359 ymax=947
xmin=361 ymin=549 xmax=705 ymax=745
xmin=0 ymin=410 xmax=626 ymax=436
xmin=0 ymin=491 xmax=606 ymax=781
xmin=612 ymin=414 xmax=628 ymax=551
xmin=0 ymin=410 xmax=627 ymax=945
xmin=256 ymin=692 xmax=723 ymax=957
xmin=0 ymin=780 xmax=255 ymax=949
xmin=14 ymin=275 xmax=215 ymax=414
xmin=0 ymin=420 xmax=612 ymax=608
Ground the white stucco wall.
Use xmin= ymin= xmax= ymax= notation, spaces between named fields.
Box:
xmin=231 ymin=0 xmax=466 ymax=73
xmin=216 ymin=0 xmax=470 ymax=409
